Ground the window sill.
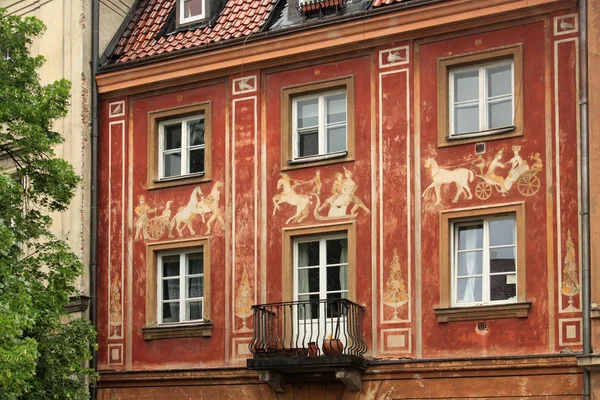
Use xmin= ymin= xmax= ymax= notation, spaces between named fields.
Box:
xmin=434 ymin=302 xmax=531 ymax=323
xmin=283 ymin=151 xmax=352 ymax=170
xmin=439 ymin=125 xmax=522 ymax=148
xmin=148 ymin=172 xmax=210 ymax=190
xmin=142 ymin=321 xmax=213 ymax=340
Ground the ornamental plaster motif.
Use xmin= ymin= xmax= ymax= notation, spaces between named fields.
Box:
xmin=272 ymin=167 xmax=370 ymax=225
xmin=109 ymin=279 xmax=123 ymax=339
xmin=422 ymin=145 xmax=543 ymax=205
xmin=234 ymin=267 xmax=253 ymax=332
xmin=382 ymin=248 xmax=409 ymax=322
xmin=561 ymin=230 xmax=580 ymax=312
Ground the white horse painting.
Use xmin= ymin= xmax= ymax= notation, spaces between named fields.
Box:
xmin=168 ymin=186 xmax=205 ymax=237
xmin=422 ymin=157 xmax=474 ymax=205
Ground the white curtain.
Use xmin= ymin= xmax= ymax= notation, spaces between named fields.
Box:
xmin=339 ymin=239 xmax=348 ymax=293
xmin=461 ymin=228 xmax=479 ymax=303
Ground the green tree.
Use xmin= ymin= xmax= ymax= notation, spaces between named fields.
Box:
xmin=0 ymin=9 xmax=96 ymax=400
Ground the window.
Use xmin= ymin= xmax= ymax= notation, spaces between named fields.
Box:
xmin=292 ymin=90 xmax=347 ymax=160
xmin=438 ymin=45 xmax=523 ymax=147
xmin=158 ymin=115 xmax=205 ymax=179
xmin=449 ymin=60 xmax=513 ymax=137
xmin=144 ymin=239 xmax=212 ymax=340
xmin=147 ymin=103 xmax=211 ymax=189
xmin=281 ymin=76 xmax=355 ymax=169
xmin=436 ymin=203 xmax=530 ymax=322
xmin=158 ymin=249 xmax=205 ymax=324
xmin=179 ymin=0 xmax=205 ymax=24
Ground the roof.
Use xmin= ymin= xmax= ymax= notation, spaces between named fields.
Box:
xmin=106 ymin=0 xmax=422 ymax=66
xmin=113 ymin=0 xmax=278 ymax=63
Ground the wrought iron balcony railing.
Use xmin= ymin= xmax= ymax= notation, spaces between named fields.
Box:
xmin=248 ymin=298 xmax=367 ymax=359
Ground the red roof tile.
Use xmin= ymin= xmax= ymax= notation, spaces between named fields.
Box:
xmin=114 ymin=0 xmax=278 ymax=63
xmin=371 ymin=0 xmax=409 ymax=6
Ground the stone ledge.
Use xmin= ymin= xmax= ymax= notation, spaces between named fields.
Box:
xmin=66 ymin=296 xmax=90 ymax=314
xmin=142 ymin=321 xmax=213 ymax=340
xmin=578 ymin=354 xmax=600 ymax=371
xmin=434 ymin=302 xmax=531 ymax=323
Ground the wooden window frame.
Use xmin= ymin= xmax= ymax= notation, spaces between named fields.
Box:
xmin=177 ymin=0 xmax=206 ymax=26
xmin=147 ymin=102 xmax=212 ymax=190
xmin=435 ymin=203 xmax=530 ymax=323
xmin=281 ymin=76 xmax=355 ymax=170
xmin=437 ymin=44 xmax=523 ymax=147
xmin=282 ymin=222 xmax=356 ymax=304
xmin=143 ymin=238 xmax=212 ymax=340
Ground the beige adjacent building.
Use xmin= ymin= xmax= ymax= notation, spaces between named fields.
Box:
xmin=0 ymin=0 xmax=132 ymax=317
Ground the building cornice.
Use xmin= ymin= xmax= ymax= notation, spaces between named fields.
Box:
xmin=96 ymin=0 xmax=574 ymax=95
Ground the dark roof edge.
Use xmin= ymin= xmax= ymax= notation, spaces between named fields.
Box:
xmin=98 ymin=0 xmax=444 ymax=73
xmin=98 ymin=0 xmax=144 ymax=68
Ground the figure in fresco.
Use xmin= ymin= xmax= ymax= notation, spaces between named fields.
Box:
xmin=318 ymin=172 xmax=344 ymax=214
xmin=143 ymin=200 xmax=173 ymax=240
xmin=484 ymin=149 xmax=507 ymax=192
xmin=382 ymin=249 xmax=409 ymax=321
xmin=529 ymin=152 xmax=543 ymax=171
xmin=561 ymin=230 xmax=580 ymax=311
xmin=309 ymin=170 xmax=322 ymax=196
xmin=134 ymin=196 xmax=156 ymax=241
xmin=316 ymin=168 xmax=370 ymax=217
xmin=504 ymin=146 xmax=529 ymax=191
xmin=422 ymin=157 xmax=474 ymax=205
xmin=195 ymin=181 xmax=224 ymax=234
xmin=272 ymin=173 xmax=310 ymax=224
xmin=472 ymin=153 xmax=486 ymax=176
xmin=168 ymin=186 xmax=205 ymax=237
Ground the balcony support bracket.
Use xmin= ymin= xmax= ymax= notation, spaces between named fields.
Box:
xmin=335 ymin=368 xmax=361 ymax=391
xmin=259 ymin=370 xmax=285 ymax=393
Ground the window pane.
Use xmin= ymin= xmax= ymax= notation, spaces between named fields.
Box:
xmin=297 ymin=98 xmax=318 ymax=128
xmin=457 ymin=224 xmax=483 ymax=250
xmin=187 ymin=252 xmax=203 ymax=275
xmin=457 ymin=251 xmax=483 ymax=276
xmin=326 ymin=126 xmax=346 ymax=153
xmin=488 ymin=99 xmax=513 ymax=129
xmin=326 ymin=292 xmax=347 ymax=318
xmin=298 ymin=294 xmax=320 ymax=320
xmin=164 ymin=153 xmax=181 ymax=177
xmin=164 ymin=124 xmax=182 ymax=150
xmin=297 ymin=241 xmax=319 ymax=267
xmin=454 ymin=104 xmax=480 ymax=134
xmin=162 ymin=255 xmax=180 ymax=277
xmin=187 ymin=301 xmax=203 ymax=320
xmin=162 ymin=302 xmax=180 ymax=323
xmin=298 ymin=267 xmax=320 ymax=294
xmin=454 ymin=69 xmax=479 ymax=102
xmin=326 ymin=93 xmax=346 ymax=124
xmin=326 ymin=238 xmax=347 ymax=265
xmin=490 ymin=273 xmax=516 ymax=301
xmin=299 ymin=131 xmax=319 ymax=157
xmin=327 ymin=265 xmax=347 ymax=291
xmin=188 ymin=119 xmax=205 ymax=146
xmin=163 ymin=279 xmax=180 ymax=301
xmin=183 ymin=0 xmax=203 ymax=18
xmin=456 ymin=277 xmax=482 ymax=303
xmin=490 ymin=247 xmax=516 ymax=273
xmin=489 ymin=218 xmax=515 ymax=246
xmin=189 ymin=148 xmax=205 ymax=174
xmin=188 ymin=277 xmax=204 ymax=298
xmin=487 ymin=64 xmax=512 ymax=97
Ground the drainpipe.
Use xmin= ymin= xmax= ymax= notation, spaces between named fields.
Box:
xmin=89 ymin=0 xmax=99 ymax=398
xmin=579 ymin=0 xmax=591 ymax=399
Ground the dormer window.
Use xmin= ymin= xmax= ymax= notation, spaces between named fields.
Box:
xmin=179 ymin=0 xmax=206 ymax=25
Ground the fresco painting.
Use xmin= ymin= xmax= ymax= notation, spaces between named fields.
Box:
xmin=383 ymin=249 xmax=409 ymax=321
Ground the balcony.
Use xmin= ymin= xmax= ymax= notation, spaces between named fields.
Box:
xmin=247 ymin=298 xmax=367 ymax=392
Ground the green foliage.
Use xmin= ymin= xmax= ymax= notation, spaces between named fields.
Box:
xmin=0 ymin=9 xmax=96 ymax=400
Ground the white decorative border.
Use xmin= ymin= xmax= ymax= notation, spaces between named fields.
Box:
xmin=232 ymin=75 xmax=258 ymax=95
xmin=107 ymin=343 xmax=124 ymax=366
xmin=379 ymin=46 xmax=410 ymax=69
xmin=378 ymin=68 xmax=411 ymax=324
xmin=232 ymin=337 xmax=253 ymax=359
xmin=554 ymin=37 xmax=581 ymax=313
xmin=107 ymin=121 xmax=126 ymax=341
xmin=231 ymin=96 xmax=259 ymax=334
xmin=108 ymin=101 xmax=125 ymax=118
xmin=380 ymin=328 xmax=412 ymax=354
xmin=558 ymin=318 xmax=582 ymax=346
xmin=554 ymin=14 xmax=578 ymax=37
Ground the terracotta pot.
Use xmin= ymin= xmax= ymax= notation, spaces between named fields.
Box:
xmin=322 ymin=338 xmax=344 ymax=355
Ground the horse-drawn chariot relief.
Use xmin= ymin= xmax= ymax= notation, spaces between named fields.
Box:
xmin=272 ymin=167 xmax=370 ymax=225
xmin=134 ymin=181 xmax=224 ymax=241
xmin=422 ymin=145 xmax=543 ymax=204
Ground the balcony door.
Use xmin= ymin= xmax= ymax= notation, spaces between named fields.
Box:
xmin=293 ymin=234 xmax=348 ymax=346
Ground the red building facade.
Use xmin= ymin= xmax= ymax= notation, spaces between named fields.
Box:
xmin=96 ymin=0 xmax=586 ymax=397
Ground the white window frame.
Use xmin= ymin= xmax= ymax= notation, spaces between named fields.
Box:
xmin=179 ymin=0 xmax=206 ymax=25
xmin=450 ymin=214 xmax=518 ymax=307
xmin=158 ymin=114 xmax=205 ymax=179
xmin=448 ymin=59 xmax=514 ymax=138
xmin=157 ymin=248 xmax=205 ymax=325
xmin=291 ymin=89 xmax=347 ymax=161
